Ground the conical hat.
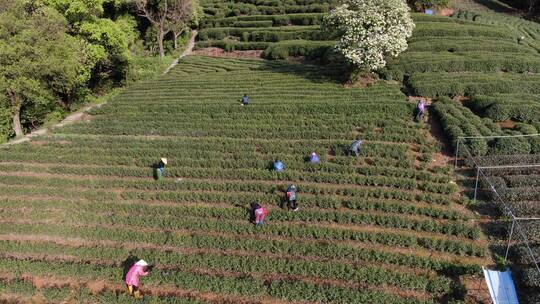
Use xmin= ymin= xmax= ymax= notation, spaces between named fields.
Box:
xmin=135 ymin=259 xmax=148 ymax=266
xmin=161 ymin=158 xmax=168 ymax=165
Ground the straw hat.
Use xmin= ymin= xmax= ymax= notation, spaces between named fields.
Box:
xmin=135 ymin=259 xmax=148 ymax=267
xmin=311 ymin=152 xmax=317 ymax=156
xmin=161 ymin=158 xmax=168 ymax=165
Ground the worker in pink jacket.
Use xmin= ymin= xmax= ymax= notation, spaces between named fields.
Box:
xmin=251 ymin=203 xmax=268 ymax=226
xmin=125 ymin=259 xmax=150 ymax=299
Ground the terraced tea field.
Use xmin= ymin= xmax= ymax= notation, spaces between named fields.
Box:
xmin=0 ymin=55 xmax=491 ymax=303
xmin=381 ymin=12 xmax=540 ymax=156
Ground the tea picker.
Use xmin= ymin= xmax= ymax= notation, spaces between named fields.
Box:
xmin=348 ymin=139 xmax=363 ymax=157
xmin=125 ymin=259 xmax=152 ymax=299
xmin=286 ymin=184 xmax=299 ymax=211
xmin=308 ymin=152 xmax=320 ymax=164
xmin=272 ymin=160 xmax=285 ymax=172
xmin=241 ymin=94 xmax=250 ymax=106
xmin=415 ymin=99 xmax=426 ymax=122
xmin=154 ymin=158 xmax=167 ymax=180
xmin=251 ymin=203 xmax=268 ymax=226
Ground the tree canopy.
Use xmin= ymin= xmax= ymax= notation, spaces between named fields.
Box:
xmin=323 ymin=0 xmax=415 ymax=72
xmin=0 ymin=0 xmax=90 ymax=138
xmin=136 ymin=0 xmax=200 ymax=57
xmin=0 ymin=0 xmax=196 ymax=142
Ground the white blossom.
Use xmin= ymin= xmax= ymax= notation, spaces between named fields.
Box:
xmin=323 ymin=0 xmax=415 ymax=71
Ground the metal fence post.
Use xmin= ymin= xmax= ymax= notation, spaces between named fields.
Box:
xmin=505 ymin=220 xmax=515 ymax=262
xmin=473 ymin=167 xmax=480 ymax=204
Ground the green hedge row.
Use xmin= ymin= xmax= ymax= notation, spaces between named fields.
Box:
xmin=431 ymin=97 xmax=500 ymax=156
xmin=412 ymin=22 xmax=517 ymax=40
xmin=406 ymin=38 xmax=533 ymax=53
xmin=411 ymin=13 xmax=475 ymax=24
xmin=407 ymin=73 xmax=540 ymax=97
xmin=263 ymin=40 xmax=335 ymax=59
xmin=383 ymin=54 xmax=540 ymax=81
xmin=198 ymin=27 xmax=329 ymax=42
xmin=204 ymin=3 xmax=329 ymax=19
xmin=433 ymin=98 xmax=539 ymax=155
xmin=233 ymin=20 xmax=274 ymax=27
xmin=230 ymin=0 xmax=334 ymax=6
xmin=468 ymin=94 xmax=540 ymax=123
xmin=195 ymin=40 xmax=336 ymax=59
xmin=199 ymin=26 xmax=308 ymax=39
xmin=195 ymin=40 xmax=270 ymax=51
xmin=201 ymin=13 xmax=325 ymax=27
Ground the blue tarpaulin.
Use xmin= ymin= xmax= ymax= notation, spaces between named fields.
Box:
xmin=425 ymin=9 xmax=434 ymax=15
xmin=483 ymin=267 xmax=519 ymax=304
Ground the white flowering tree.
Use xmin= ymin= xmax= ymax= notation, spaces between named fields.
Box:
xmin=323 ymin=0 xmax=415 ymax=72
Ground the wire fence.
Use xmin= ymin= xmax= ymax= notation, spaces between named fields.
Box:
xmin=454 ymin=134 xmax=540 ymax=280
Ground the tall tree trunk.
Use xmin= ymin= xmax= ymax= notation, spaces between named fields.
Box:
xmin=12 ymin=108 xmax=23 ymax=138
xmin=157 ymin=28 xmax=165 ymax=58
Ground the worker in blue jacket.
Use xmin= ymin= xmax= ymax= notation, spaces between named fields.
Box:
xmin=241 ymin=94 xmax=250 ymax=106
xmin=349 ymin=139 xmax=363 ymax=157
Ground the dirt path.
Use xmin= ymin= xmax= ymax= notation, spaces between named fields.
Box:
xmin=2 ymin=103 xmax=105 ymax=147
xmin=427 ymin=112 xmax=454 ymax=168
xmin=164 ymin=29 xmax=198 ymax=75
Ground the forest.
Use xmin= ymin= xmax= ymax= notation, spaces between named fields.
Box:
xmin=0 ymin=0 xmax=199 ymax=143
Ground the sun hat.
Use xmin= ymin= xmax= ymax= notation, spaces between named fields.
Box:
xmin=161 ymin=158 xmax=168 ymax=165
xmin=135 ymin=259 xmax=148 ymax=267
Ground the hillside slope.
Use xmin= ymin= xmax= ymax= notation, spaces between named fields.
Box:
xmin=0 ymin=56 xmax=490 ymax=303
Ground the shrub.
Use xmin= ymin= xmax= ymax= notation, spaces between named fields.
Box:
xmin=412 ymin=22 xmax=516 ymax=39
xmin=195 ymin=40 xmax=270 ymax=50
xmin=514 ymin=123 xmax=540 ymax=153
xmin=489 ymin=132 xmax=532 ymax=155
xmin=198 ymin=27 xmax=328 ymax=42
xmin=233 ymin=20 xmax=274 ymax=27
xmin=263 ymin=40 xmax=335 ymax=59
xmin=470 ymin=95 xmax=540 ymax=123
xmin=408 ymin=73 xmax=540 ymax=97
xmin=518 ymin=267 xmax=540 ymax=288
xmin=431 ymin=97 xmax=498 ymax=155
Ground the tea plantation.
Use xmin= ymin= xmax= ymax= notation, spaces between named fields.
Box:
xmin=384 ymin=12 xmax=540 ymax=156
xmin=195 ymin=0 xmax=540 ymax=155
xmin=0 ymin=55 xmax=492 ymax=303
xmin=2 ymin=0 xmax=540 ymax=300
